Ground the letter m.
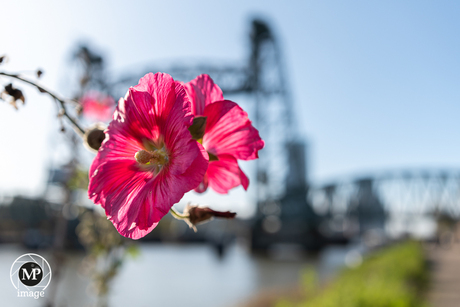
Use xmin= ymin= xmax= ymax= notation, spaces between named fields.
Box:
xmin=22 ymin=268 xmax=37 ymax=280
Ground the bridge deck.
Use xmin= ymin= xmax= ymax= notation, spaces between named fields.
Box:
xmin=427 ymin=228 xmax=460 ymax=307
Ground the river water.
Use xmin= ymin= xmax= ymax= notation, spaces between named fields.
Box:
xmin=1 ymin=241 xmax=353 ymax=307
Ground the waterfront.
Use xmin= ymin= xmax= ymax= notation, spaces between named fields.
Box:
xmin=1 ymin=241 xmax=353 ymax=307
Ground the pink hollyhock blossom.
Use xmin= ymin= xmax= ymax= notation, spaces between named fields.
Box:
xmin=184 ymin=74 xmax=264 ymax=194
xmin=88 ymin=73 xmax=208 ymax=239
xmin=81 ymin=91 xmax=115 ymax=121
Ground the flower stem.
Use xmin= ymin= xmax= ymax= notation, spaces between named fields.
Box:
xmin=0 ymin=71 xmax=85 ymax=136
xmin=169 ymin=207 xmax=189 ymax=220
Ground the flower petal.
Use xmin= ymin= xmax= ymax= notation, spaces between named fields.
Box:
xmin=108 ymin=172 xmax=172 ymax=239
xmin=132 ymin=73 xmax=177 ymax=127
xmin=170 ymin=142 xmax=209 ymax=196
xmin=206 ymin=155 xmax=249 ymax=194
xmin=184 ymin=74 xmax=224 ymax=115
xmin=163 ymin=82 xmax=202 ymax=175
xmin=194 ymin=172 xmax=209 ymax=193
xmin=114 ymin=91 xmax=160 ymax=142
xmin=89 ymin=158 xmax=151 ymax=213
xmin=203 ymin=100 xmax=264 ymax=160
xmin=88 ymin=119 xmax=145 ymax=209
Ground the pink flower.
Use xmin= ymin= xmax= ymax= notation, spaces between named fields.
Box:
xmin=88 ymin=73 xmax=208 ymax=239
xmin=81 ymin=91 xmax=115 ymax=121
xmin=184 ymin=74 xmax=264 ymax=194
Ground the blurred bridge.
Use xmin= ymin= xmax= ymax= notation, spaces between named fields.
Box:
xmin=312 ymin=169 xmax=460 ymax=217
xmin=67 ymin=18 xmax=302 ymax=254
xmin=72 ymin=20 xmax=460 ymax=253
xmin=251 ymin=168 xmax=460 ymax=252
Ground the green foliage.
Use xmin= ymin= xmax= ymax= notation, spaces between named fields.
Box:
xmin=67 ymin=167 xmax=89 ymax=190
xmin=76 ymin=209 xmax=139 ymax=297
xmin=301 ymin=267 xmax=319 ymax=297
xmin=281 ymin=241 xmax=430 ymax=307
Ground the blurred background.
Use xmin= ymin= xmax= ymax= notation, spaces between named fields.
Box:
xmin=1 ymin=1 xmax=460 ymax=306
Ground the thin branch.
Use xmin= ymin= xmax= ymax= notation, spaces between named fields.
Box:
xmin=0 ymin=71 xmax=85 ymax=136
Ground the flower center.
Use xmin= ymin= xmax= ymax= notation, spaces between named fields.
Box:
xmin=134 ymin=147 xmax=169 ymax=172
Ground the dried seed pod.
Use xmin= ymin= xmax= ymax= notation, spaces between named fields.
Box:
xmin=0 ymin=55 xmax=8 ymax=65
xmin=2 ymin=83 xmax=25 ymax=109
xmin=84 ymin=124 xmax=107 ymax=152
xmin=183 ymin=204 xmax=236 ymax=231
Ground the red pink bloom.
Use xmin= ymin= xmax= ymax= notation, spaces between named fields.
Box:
xmin=184 ymin=74 xmax=264 ymax=194
xmin=88 ymin=73 xmax=208 ymax=239
xmin=81 ymin=91 xmax=115 ymax=121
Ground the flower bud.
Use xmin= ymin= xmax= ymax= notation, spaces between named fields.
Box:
xmin=84 ymin=124 xmax=107 ymax=152
xmin=183 ymin=204 xmax=236 ymax=231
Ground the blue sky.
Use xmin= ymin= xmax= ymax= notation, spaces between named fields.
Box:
xmin=1 ymin=1 xmax=460 ymax=214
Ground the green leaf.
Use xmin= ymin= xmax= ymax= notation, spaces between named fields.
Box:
xmin=188 ymin=116 xmax=207 ymax=140
xmin=208 ymin=152 xmax=219 ymax=161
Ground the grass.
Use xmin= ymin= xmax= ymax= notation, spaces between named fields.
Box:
xmin=275 ymin=241 xmax=430 ymax=307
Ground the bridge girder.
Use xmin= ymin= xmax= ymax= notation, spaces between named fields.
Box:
xmin=310 ymin=169 xmax=460 ymax=218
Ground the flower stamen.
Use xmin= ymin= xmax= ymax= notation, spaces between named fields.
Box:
xmin=135 ymin=147 xmax=169 ymax=168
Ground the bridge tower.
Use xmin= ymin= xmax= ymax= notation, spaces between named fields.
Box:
xmin=348 ymin=178 xmax=386 ymax=235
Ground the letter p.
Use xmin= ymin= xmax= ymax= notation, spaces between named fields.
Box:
xmin=32 ymin=268 xmax=41 ymax=279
